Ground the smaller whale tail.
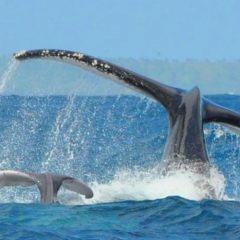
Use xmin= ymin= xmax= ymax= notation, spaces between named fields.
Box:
xmin=0 ymin=170 xmax=93 ymax=203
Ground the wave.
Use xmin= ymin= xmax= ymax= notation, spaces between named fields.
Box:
xmin=56 ymin=164 xmax=226 ymax=205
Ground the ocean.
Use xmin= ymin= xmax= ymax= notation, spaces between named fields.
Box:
xmin=0 ymin=58 xmax=239 ymax=239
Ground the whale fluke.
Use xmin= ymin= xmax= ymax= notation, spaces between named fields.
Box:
xmin=14 ymin=49 xmax=240 ymax=129
xmin=0 ymin=170 xmax=93 ymax=203
xmin=14 ymin=49 xmax=240 ymax=171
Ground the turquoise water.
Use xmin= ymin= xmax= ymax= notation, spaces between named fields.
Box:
xmin=0 ymin=60 xmax=240 ymax=239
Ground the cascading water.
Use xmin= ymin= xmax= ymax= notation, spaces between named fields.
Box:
xmin=205 ymin=122 xmax=240 ymax=199
xmin=0 ymin=59 xmax=19 ymax=94
xmin=42 ymin=94 xmax=79 ymax=172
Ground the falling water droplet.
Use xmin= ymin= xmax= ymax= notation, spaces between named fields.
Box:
xmin=0 ymin=58 xmax=19 ymax=94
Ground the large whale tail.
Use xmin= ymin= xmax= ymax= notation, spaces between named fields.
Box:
xmin=0 ymin=170 xmax=93 ymax=203
xmin=14 ymin=49 xmax=240 ymax=167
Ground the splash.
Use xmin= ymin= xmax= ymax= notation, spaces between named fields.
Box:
xmin=42 ymin=94 xmax=78 ymax=171
xmin=57 ymin=164 xmax=227 ymax=205
xmin=0 ymin=163 xmax=226 ymax=204
xmin=0 ymin=186 xmax=40 ymax=203
xmin=0 ymin=94 xmax=238 ymax=204
xmin=0 ymin=58 xmax=19 ymax=94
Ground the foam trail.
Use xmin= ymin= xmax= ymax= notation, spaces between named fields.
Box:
xmin=0 ymin=59 xmax=19 ymax=94
xmin=58 ymin=165 xmax=227 ymax=205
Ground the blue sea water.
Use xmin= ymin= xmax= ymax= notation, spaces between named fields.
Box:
xmin=0 ymin=60 xmax=240 ymax=239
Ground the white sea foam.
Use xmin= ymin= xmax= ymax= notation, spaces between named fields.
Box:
xmin=58 ymin=164 xmax=227 ymax=205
